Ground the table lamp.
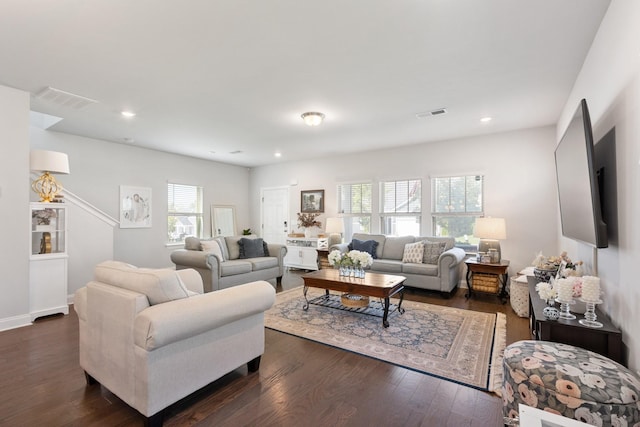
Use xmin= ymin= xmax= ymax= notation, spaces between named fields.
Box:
xmin=325 ymin=217 xmax=344 ymax=247
xmin=474 ymin=217 xmax=506 ymax=262
xmin=30 ymin=150 xmax=70 ymax=202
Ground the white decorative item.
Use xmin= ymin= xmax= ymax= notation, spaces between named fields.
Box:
xmin=579 ymin=298 xmax=604 ymax=328
xmin=581 ymin=276 xmax=601 ymax=302
xmin=120 ymin=185 xmax=152 ymax=228
xmin=556 ymin=278 xmax=574 ymax=301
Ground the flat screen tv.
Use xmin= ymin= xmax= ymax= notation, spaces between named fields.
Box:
xmin=555 ymin=98 xmax=608 ymax=248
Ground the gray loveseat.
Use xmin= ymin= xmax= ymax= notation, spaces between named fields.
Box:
xmin=331 ymin=233 xmax=466 ymax=295
xmin=170 ymin=235 xmax=287 ymax=292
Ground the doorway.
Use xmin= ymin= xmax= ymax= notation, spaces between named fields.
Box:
xmin=261 ymin=186 xmax=289 ymax=245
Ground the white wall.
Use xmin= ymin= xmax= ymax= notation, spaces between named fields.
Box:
xmin=0 ymin=85 xmax=31 ymax=330
xmin=250 ymin=125 xmax=559 ymax=277
xmin=29 ymin=127 xmax=251 ymax=268
xmin=558 ymin=0 xmax=640 ymax=370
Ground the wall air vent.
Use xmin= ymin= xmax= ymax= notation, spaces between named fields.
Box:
xmin=416 ymin=108 xmax=448 ymax=119
xmin=35 ymin=86 xmax=98 ymax=110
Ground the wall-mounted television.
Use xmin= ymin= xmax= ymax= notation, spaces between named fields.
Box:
xmin=555 ymin=98 xmax=608 ymax=248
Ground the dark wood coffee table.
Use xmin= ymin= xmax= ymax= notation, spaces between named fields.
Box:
xmin=301 ymin=269 xmax=406 ymax=327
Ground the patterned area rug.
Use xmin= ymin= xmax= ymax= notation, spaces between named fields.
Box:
xmin=265 ymin=287 xmax=506 ymax=392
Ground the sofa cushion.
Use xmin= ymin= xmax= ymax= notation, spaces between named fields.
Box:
xmin=185 ymin=236 xmax=201 ymax=251
xmin=383 ymin=236 xmax=416 ymax=260
xmin=421 ymin=241 xmax=447 ymax=264
xmin=402 ymin=241 xmax=424 ymax=264
xmin=220 ymin=260 xmax=252 ymax=276
xmin=403 ymin=263 xmax=438 ymax=276
xmin=248 ymin=257 xmax=278 ymax=270
xmin=201 ymin=239 xmax=224 ymax=259
xmin=94 ymin=260 xmax=190 ymax=305
xmin=352 ymin=233 xmax=386 ymax=259
xmin=371 ymin=259 xmax=403 ymax=273
xmin=238 ymin=237 xmax=265 ymax=258
xmin=348 ymin=238 xmax=379 ymax=259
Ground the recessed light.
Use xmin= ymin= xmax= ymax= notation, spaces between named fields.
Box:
xmin=480 ymin=117 xmax=492 ymax=123
xmin=274 ymin=152 xmax=282 ymax=158
xmin=121 ymin=111 xmax=136 ymax=118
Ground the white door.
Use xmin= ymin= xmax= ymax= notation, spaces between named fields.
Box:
xmin=261 ymin=186 xmax=289 ymax=245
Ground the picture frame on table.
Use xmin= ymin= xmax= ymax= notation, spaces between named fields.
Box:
xmin=300 ymin=189 xmax=324 ymax=213
xmin=120 ymin=185 xmax=152 ymax=228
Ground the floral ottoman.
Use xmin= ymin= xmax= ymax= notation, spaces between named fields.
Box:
xmin=502 ymin=340 xmax=640 ymax=426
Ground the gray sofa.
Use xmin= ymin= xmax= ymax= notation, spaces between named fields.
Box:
xmin=331 ymin=233 xmax=466 ymax=295
xmin=170 ymin=235 xmax=287 ymax=292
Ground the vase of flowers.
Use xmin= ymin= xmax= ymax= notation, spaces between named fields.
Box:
xmin=297 ymin=212 xmax=322 ymax=238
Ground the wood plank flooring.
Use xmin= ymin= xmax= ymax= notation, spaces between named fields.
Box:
xmin=0 ymin=271 xmax=530 ymax=426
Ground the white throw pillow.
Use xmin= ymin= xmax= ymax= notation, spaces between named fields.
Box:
xmin=201 ymin=239 xmax=223 ymax=259
xmin=402 ymin=241 xmax=424 ymax=264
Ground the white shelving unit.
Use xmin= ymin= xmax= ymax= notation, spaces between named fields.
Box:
xmin=30 ymin=202 xmax=68 ymax=321
xmin=284 ymin=237 xmax=328 ymax=271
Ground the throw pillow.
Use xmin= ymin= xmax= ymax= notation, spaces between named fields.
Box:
xmin=347 ymin=238 xmax=379 ymax=259
xmin=184 ymin=236 xmax=201 ymax=251
xmin=402 ymin=241 xmax=424 ymax=264
xmin=201 ymin=239 xmax=224 ymax=259
xmin=238 ymin=237 xmax=265 ymax=258
xmin=422 ymin=241 xmax=447 ymax=264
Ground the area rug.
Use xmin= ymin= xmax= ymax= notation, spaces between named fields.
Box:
xmin=265 ymin=287 xmax=506 ymax=392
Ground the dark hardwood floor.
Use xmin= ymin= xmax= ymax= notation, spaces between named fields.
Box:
xmin=0 ymin=271 xmax=530 ymax=426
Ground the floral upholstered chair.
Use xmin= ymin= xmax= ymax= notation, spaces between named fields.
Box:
xmin=502 ymin=340 xmax=640 ymax=426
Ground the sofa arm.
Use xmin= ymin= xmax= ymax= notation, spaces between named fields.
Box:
xmin=175 ymin=268 xmax=204 ymax=294
xmin=134 ymin=280 xmax=276 ymax=351
xmin=438 ymin=247 xmax=466 ymax=270
xmin=329 ymin=243 xmax=349 ymax=253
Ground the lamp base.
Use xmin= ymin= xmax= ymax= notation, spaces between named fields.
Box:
xmin=478 ymin=239 xmax=501 ymax=262
xmin=32 ymin=172 xmax=63 ymax=203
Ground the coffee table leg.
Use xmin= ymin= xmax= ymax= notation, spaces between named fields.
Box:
xmin=383 ymin=297 xmax=390 ymax=328
xmin=398 ymin=290 xmax=405 ymax=315
xmin=303 ymin=286 xmax=309 ymax=311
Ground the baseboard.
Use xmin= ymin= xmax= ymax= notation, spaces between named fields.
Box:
xmin=0 ymin=313 xmax=32 ymax=332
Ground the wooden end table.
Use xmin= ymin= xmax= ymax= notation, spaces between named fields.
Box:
xmin=301 ymin=269 xmax=405 ymax=328
xmin=465 ymin=258 xmax=509 ymax=303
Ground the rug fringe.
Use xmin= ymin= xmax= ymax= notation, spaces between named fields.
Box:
xmin=488 ymin=312 xmax=507 ymax=395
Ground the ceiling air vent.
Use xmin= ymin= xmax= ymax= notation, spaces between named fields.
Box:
xmin=229 ymin=150 xmax=243 ymax=155
xmin=415 ymin=108 xmax=448 ymax=119
xmin=35 ymin=86 xmax=98 ymax=110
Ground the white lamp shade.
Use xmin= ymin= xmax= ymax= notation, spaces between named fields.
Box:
xmin=325 ymin=217 xmax=344 ymax=234
xmin=474 ymin=217 xmax=506 ymax=240
xmin=30 ymin=150 xmax=70 ymax=174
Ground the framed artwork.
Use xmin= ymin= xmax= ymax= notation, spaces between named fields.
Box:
xmin=120 ymin=185 xmax=152 ymax=228
xmin=301 ymin=189 xmax=324 ymax=213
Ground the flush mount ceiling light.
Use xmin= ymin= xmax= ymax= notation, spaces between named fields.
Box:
xmin=480 ymin=116 xmax=492 ymax=123
xmin=301 ymin=112 xmax=325 ymax=126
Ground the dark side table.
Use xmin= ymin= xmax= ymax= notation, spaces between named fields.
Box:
xmin=527 ymin=276 xmax=623 ymax=364
xmin=465 ymin=258 xmax=509 ymax=303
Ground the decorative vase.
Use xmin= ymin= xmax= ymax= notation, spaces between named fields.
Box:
xmin=534 ymin=267 xmax=558 ymax=283
xmin=304 ymin=228 xmax=312 ymax=238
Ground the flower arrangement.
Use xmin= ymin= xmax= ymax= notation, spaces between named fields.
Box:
xmin=32 ymin=208 xmax=57 ymax=225
xmin=297 ymin=212 xmax=321 ymax=229
xmin=328 ymin=249 xmax=373 ymax=268
xmin=535 ymin=282 xmax=556 ymax=302
xmin=532 ymin=251 xmax=583 ymax=277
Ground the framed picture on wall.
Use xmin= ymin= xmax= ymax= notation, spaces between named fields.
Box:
xmin=301 ymin=189 xmax=324 ymax=213
xmin=120 ymin=185 xmax=152 ymax=228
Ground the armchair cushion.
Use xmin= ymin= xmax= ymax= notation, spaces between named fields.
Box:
xmin=348 ymin=238 xmax=379 ymax=259
xmin=94 ymin=261 xmax=189 ymax=305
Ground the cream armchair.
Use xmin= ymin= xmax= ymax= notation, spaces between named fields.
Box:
xmin=74 ymin=261 xmax=276 ymax=426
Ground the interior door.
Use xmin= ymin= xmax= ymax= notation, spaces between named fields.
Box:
xmin=261 ymin=186 xmax=289 ymax=245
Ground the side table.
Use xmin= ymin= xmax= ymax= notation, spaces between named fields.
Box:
xmin=465 ymin=258 xmax=509 ymax=303
xmin=316 ymin=249 xmax=331 ymax=270
xmin=527 ymin=276 xmax=623 ymax=364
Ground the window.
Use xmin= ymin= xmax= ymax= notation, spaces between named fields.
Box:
xmin=337 ymin=183 xmax=372 ymax=241
xmin=380 ymin=179 xmax=421 ymax=236
xmin=167 ymin=183 xmax=203 ymax=243
xmin=431 ymin=175 xmax=483 ymax=250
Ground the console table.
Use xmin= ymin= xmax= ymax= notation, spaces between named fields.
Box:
xmin=527 ymin=276 xmax=623 ymax=364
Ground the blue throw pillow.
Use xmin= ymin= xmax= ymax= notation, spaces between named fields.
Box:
xmin=238 ymin=237 xmax=265 ymax=258
xmin=348 ymin=238 xmax=378 ymax=259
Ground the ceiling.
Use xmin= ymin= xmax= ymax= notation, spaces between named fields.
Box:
xmin=1 ymin=0 xmax=610 ymax=167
